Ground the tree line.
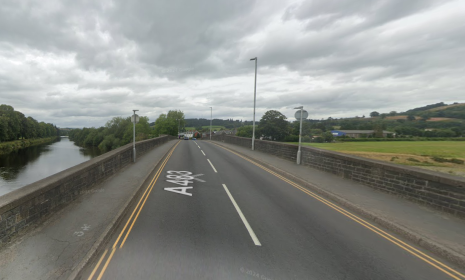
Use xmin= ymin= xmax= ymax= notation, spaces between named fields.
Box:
xmin=183 ymin=118 xmax=254 ymax=129
xmin=69 ymin=110 xmax=185 ymax=152
xmin=233 ymin=108 xmax=465 ymax=143
xmin=0 ymin=104 xmax=59 ymax=142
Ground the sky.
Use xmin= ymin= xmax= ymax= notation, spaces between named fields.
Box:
xmin=0 ymin=0 xmax=464 ymax=128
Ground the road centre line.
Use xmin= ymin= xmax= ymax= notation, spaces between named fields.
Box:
xmin=88 ymin=140 xmax=181 ymax=280
xmin=201 ymin=150 xmax=206 ymax=156
xmin=207 ymin=159 xmax=217 ymax=173
xmin=222 ymin=184 xmax=261 ymax=246
xmin=211 ymin=142 xmax=465 ymax=280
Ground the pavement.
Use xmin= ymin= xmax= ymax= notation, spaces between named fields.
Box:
xmin=79 ymin=140 xmax=465 ymax=280
xmin=0 ymin=140 xmax=178 ymax=280
xmin=1 ymin=138 xmax=464 ymax=280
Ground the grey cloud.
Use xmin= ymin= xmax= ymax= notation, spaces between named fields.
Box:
xmin=0 ymin=0 xmax=464 ymax=128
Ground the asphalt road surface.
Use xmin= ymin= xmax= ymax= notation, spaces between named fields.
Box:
xmin=83 ymin=140 xmax=465 ymax=280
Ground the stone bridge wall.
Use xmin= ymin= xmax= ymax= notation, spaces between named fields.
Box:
xmin=0 ymin=135 xmax=175 ymax=246
xmin=211 ymin=134 xmax=465 ymax=218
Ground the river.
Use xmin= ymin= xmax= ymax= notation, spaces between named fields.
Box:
xmin=0 ymin=137 xmax=103 ymax=197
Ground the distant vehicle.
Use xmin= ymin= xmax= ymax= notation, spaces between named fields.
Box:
xmin=184 ymin=136 xmax=189 ymax=140
xmin=192 ymin=138 xmax=196 ymax=140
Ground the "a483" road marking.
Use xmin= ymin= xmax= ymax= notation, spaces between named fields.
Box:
xmin=164 ymin=170 xmax=204 ymax=196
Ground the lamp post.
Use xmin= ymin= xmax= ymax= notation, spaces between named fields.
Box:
xmin=294 ymin=106 xmax=304 ymax=165
xmin=132 ymin=109 xmax=139 ymax=163
xmin=210 ymin=107 xmax=212 ymax=140
xmin=250 ymin=57 xmax=257 ymax=150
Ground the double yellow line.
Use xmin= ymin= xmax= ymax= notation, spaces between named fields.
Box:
xmin=212 ymin=142 xmax=465 ymax=280
xmin=88 ymin=141 xmax=180 ymax=280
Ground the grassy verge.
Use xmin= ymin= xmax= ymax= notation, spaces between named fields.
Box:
xmin=290 ymin=141 xmax=465 ymax=177
xmin=0 ymin=137 xmax=59 ymax=155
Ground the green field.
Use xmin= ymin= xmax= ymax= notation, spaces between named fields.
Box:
xmin=290 ymin=141 xmax=465 ymax=177
xmin=184 ymin=126 xmax=225 ymax=131
xmin=294 ymin=141 xmax=465 ymax=158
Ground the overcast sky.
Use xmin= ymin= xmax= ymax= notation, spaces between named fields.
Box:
xmin=0 ymin=0 xmax=464 ymax=127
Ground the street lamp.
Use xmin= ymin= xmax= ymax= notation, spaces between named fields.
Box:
xmin=210 ymin=107 xmax=212 ymax=140
xmin=250 ymin=57 xmax=257 ymax=150
xmin=132 ymin=109 xmax=139 ymax=163
xmin=294 ymin=106 xmax=304 ymax=165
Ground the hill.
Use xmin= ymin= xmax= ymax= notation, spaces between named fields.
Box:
xmin=399 ymin=102 xmax=465 ymax=120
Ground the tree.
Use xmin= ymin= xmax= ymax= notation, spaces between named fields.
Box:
xmin=373 ymin=122 xmax=384 ymax=138
xmin=323 ymin=131 xmax=334 ymax=142
xmin=291 ymin=121 xmax=311 ymax=136
xmin=258 ymin=110 xmax=289 ymax=141
xmin=389 ymin=111 xmax=397 ymax=116
xmin=153 ymin=114 xmax=177 ymax=136
xmin=167 ymin=110 xmax=185 ymax=131
xmin=236 ymin=125 xmax=253 ymax=138
xmin=370 ymin=111 xmax=380 ymax=117
xmin=407 ymin=114 xmax=416 ymax=121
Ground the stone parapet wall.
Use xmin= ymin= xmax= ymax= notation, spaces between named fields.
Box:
xmin=0 ymin=135 xmax=175 ymax=246
xmin=212 ymin=135 xmax=465 ymax=218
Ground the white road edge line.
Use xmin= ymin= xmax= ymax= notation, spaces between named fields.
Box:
xmin=207 ymin=159 xmax=217 ymax=173
xmin=201 ymin=150 xmax=206 ymax=156
xmin=222 ymin=184 xmax=261 ymax=246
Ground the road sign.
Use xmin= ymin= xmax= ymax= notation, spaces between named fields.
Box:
xmin=131 ymin=114 xmax=140 ymax=124
xmin=295 ymin=110 xmax=308 ymax=120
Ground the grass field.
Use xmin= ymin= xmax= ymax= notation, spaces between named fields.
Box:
xmin=291 ymin=141 xmax=465 ymax=177
xmin=184 ymin=126 xmax=225 ymax=131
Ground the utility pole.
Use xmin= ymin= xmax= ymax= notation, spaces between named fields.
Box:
xmin=210 ymin=107 xmax=212 ymax=140
xmin=250 ymin=57 xmax=257 ymax=150
xmin=132 ymin=109 xmax=139 ymax=162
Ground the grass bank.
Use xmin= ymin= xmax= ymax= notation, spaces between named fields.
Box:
xmin=0 ymin=137 xmax=60 ymax=155
xmin=291 ymin=141 xmax=465 ymax=177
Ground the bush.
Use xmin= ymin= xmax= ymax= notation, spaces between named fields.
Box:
xmin=451 ymin=158 xmax=464 ymax=164
xmin=313 ymin=137 xmax=324 ymax=143
xmin=431 ymin=157 xmax=464 ymax=164
xmin=284 ymin=135 xmax=299 ymax=142
xmin=302 ymin=135 xmax=311 ymax=142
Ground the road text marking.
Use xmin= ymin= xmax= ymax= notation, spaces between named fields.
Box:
xmin=222 ymin=184 xmax=261 ymax=246
xmin=207 ymin=159 xmax=217 ymax=173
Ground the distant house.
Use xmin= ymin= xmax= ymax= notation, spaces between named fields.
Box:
xmin=216 ymin=129 xmax=237 ymax=135
xmin=331 ymin=130 xmax=395 ymax=138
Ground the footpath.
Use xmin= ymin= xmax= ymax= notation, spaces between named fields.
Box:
xmin=209 ymin=140 xmax=465 ymax=270
xmin=0 ymin=140 xmax=178 ymax=280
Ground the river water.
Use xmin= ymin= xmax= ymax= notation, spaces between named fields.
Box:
xmin=0 ymin=137 xmax=102 ymax=197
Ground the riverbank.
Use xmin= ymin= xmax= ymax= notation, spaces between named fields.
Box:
xmin=0 ymin=137 xmax=60 ymax=155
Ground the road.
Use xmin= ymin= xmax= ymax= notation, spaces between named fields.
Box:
xmin=82 ymin=140 xmax=465 ymax=280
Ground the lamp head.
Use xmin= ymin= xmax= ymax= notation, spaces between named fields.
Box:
xmin=250 ymin=57 xmax=257 ymax=61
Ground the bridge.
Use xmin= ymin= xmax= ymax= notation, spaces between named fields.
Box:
xmin=0 ymin=135 xmax=465 ymax=279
